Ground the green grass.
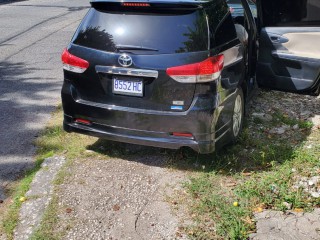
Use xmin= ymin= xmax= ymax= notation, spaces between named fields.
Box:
xmin=272 ymin=110 xmax=313 ymax=129
xmin=29 ymin=195 xmax=60 ymax=240
xmin=186 ymin=174 xmax=253 ymax=239
xmin=185 ymin=142 xmax=320 ymax=239
xmin=35 ymin=105 xmax=98 ymax=160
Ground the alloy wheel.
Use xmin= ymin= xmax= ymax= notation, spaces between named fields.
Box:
xmin=233 ymin=93 xmax=243 ymax=137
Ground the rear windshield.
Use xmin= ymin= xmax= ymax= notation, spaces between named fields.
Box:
xmin=72 ymin=8 xmax=208 ymax=54
xmin=262 ymin=0 xmax=320 ymax=26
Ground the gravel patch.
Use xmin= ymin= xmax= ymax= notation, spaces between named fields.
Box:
xmin=54 ymin=154 xmax=188 ymax=239
xmin=249 ymin=91 xmax=320 ymax=128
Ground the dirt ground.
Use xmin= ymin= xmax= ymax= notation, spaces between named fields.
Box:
xmin=49 ymin=149 xmax=190 ymax=240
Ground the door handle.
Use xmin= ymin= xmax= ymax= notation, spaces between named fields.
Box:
xmin=270 ymin=35 xmax=289 ymax=44
xmin=270 ymin=36 xmax=280 ymax=42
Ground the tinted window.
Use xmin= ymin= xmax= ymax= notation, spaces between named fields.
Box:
xmin=262 ymin=0 xmax=320 ymax=26
xmin=206 ymin=0 xmax=237 ymax=47
xmin=215 ymin=14 xmax=238 ymax=47
xmin=72 ymin=8 xmax=208 ymax=54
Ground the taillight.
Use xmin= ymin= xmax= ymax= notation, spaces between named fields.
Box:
xmin=61 ymin=49 xmax=89 ymax=73
xmin=166 ymin=55 xmax=224 ymax=83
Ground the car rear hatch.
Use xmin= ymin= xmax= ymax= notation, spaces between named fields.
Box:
xmin=65 ymin=0 xmax=209 ymax=112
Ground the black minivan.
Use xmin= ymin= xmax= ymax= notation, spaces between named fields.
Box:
xmin=61 ymin=0 xmax=320 ymax=153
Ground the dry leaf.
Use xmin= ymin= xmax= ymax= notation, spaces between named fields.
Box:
xmin=242 ymin=172 xmax=252 ymax=176
xmin=241 ymin=216 xmax=253 ymax=224
xmin=66 ymin=208 xmax=72 ymax=213
xmin=225 ymin=182 xmax=237 ymax=187
xmin=113 ymin=204 xmax=120 ymax=211
xmin=293 ymin=208 xmax=304 ymax=213
xmin=253 ymin=207 xmax=264 ymax=213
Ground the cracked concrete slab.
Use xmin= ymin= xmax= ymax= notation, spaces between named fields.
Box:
xmin=250 ymin=210 xmax=320 ymax=240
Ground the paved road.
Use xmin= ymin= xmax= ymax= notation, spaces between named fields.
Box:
xmin=0 ymin=0 xmax=90 ymax=200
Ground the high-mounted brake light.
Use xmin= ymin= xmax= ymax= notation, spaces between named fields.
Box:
xmin=61 ymin=49 xmax=89 ymax=73
xmin=166 ymin=55 xmax=224 ymax=83
xmin=122 ymin=2 xmax=150 ymax=7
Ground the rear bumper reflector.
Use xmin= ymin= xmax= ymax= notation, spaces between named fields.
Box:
xmin=75 ymin=118 xmax=92 ymax=125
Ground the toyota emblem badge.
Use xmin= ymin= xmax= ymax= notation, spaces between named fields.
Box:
xmin=118 ymin=54 xmax=133 ymax=67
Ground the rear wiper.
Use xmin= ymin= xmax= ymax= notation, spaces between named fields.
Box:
xmin=116 ymin=44 xmax=159 ymax=52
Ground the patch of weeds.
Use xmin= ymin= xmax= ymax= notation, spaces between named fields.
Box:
xmin=182 ymin=101 xmax=319 ymax=239
xmin=2 ymin=151 xmax=54 ymax=240
xmin=187 ymin=174 xmax=254 ymax=239
xmin=253 ymin=117 xmax=263 ymax=125
xmin=298 ymin=121 xmax=313 ymax=129
xmin=30 ymin=194 xmax=60 ymax=240
xmin=235 ymin=164 xmax=308 ymax=210
xmin=273 ymin=110 xmax=313 ymax=129
xmin=35 ymin=106 xmax=97 ymax=160
xmin=185 ymin=139 xmax=319 ymax=239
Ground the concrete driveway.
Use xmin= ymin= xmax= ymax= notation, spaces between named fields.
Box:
xmin=0 ymin=0 xmax=90 ymax=200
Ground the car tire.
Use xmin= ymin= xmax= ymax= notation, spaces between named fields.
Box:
xmin=230 ymin=87 xmax=244 ymax=142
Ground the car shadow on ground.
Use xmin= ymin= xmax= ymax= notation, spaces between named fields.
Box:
xmin=0 ymin=0 xmax=27 ymax=5
xmin=86 ymin=90 xmax=319 ymax=174
xmin=0 ymin=61 xmax=60 ymax=193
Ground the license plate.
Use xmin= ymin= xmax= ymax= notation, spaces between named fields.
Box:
xmin=112 ymin=78 xmax=143 ymax=97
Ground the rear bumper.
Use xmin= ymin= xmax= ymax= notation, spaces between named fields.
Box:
xmin=64 ymin=115 xmax=214 ymax=153
xmin=62 ymin=82 xmax=218 ymax=153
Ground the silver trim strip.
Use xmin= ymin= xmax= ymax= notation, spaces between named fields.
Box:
xmin=222 ymin=45 xmax=244 ymax=68
xmin=76 ymin=98 xmax=190 ymax=116
xmin=95 ymin=66 xmax=158 ymax=78
xmin=214 ymin=127 xmax=230 ymax=143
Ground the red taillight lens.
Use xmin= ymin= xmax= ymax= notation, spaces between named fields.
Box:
xmin=61 ymin=49 xmax=89 ymax=73
xmin=166 ymin=55 xmax=224 ymax=83
xmin=122 ymin=2 xmax=150 ymax=6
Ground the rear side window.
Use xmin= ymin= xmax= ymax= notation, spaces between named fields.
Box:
xmin=72 ymin=8 xmax=208 ymax=54
xmin=206 ymin=0 xmax=238 ymax=47
xmin=262 ymin=0 xmax=320 ymax=27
